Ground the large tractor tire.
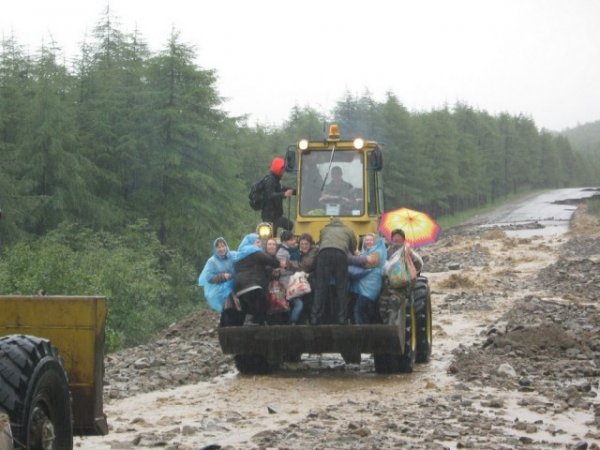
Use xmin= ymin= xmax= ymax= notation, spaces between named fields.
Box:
xmin=234 ymin=354 xmax=274 ymax=375
xmin=341 ymin=350 xmax=361 ymax=365
xmin=0 ymin=335 xmax=73 ymax=450
xmin=374 ymin=303 xmax=416 ymax=374
xmin=283 ymin=351 xmax=303 ymax=363
xmin=414 ymin=276 xmax=433 ymax=363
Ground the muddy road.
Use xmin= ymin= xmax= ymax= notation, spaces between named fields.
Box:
xmin=76 ymin=188 xmax=600 ymax=450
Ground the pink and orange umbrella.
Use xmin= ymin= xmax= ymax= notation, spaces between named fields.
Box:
xmin=379 ymin=207 xmax=440 ymax=248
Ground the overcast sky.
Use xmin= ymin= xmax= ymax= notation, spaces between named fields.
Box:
xmin=2 ymin=0 xmax=599 ymax=131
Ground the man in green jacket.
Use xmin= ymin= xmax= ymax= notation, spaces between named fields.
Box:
xmin=311 ymin=218 xmax=357 ymax=325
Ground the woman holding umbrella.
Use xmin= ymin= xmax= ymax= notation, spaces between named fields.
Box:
xmin=379 ymin=228 xmax=424 ymax=326
xmin=387 ymin=229 xmax=423 ymax=273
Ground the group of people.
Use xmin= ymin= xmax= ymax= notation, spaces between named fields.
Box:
xmin=198 ymin=156 xmax=423 ymax=326
xmin=198 ymin=231 xmax=318 ymax=326
xmin=198 ymin=220 xmax=423 ymax=328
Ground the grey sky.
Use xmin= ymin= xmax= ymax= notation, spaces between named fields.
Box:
xmin=2 ymin=0 xmax=599 ymax=131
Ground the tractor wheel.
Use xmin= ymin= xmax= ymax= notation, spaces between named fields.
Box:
xmin=283 ymin=351 xmax=302 ymax=363
xmin=233 ymin=355 xmax=273 ymax=375
xmin=374 ymin=303 xmax=416 ymax=374
xmin=0 ymin=335 xmax=73 ymax=450
xmin=414 ymin=276 xmax=433 ymax=363
xmin=341 ymin=350 xmax=361 ymax=365
xmin=373 ymin=353 xmax=396 ymax=373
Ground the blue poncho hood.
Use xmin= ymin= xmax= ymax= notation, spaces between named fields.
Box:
xmin=361 ymin=235 xmax=387 ymax=270
xmin=198 ymin=237 xmax=236 ymax=312
xmin=234 ymin=233 xmax=263 ymax=262
xmin=351 ymin=234 xmax=387 ymax=301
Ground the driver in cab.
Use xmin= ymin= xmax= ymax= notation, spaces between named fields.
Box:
xmin=319 ymin=166 xmax=354 ymax=207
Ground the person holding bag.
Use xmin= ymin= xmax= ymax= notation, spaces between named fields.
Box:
xmin=276 ymin=231 xmax=305 ymax=324
xmin=264 ymin=238 xmax=290 ymax=323
xmin=380 ymin=229 xmax=423 ymax=325
xmin=386 ymin=229 xmax=423 ymax=272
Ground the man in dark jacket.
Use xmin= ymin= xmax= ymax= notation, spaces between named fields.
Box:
xmin=261 ymin=157 xmax=295 ymax=237
xmin=233 ymin=233 xmax=281 ymax=326
xmin=311 ymin=218 xmax=357 ymax=325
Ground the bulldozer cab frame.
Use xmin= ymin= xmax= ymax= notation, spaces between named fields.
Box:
xmin=284 ymin=124 xmax=384 ymax=241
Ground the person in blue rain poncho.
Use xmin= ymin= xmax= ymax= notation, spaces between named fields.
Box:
xmin=349 ymin=233 xmax=387 ymax=324
xmin=198 ymin=237 xmax=236 ymax=313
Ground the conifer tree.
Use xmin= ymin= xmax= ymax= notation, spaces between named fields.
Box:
xmin=0 ymin=36 xmax=32 ymax=241
xmin=376 ymin=93 xmax=423 ymax=210
xmin=19 ymin=43 xmax=102 ymax=233
xmin=143 ymin=30 xmax=243 ymax=256
xmin=452 ymin=104 xmax=488 ymax=209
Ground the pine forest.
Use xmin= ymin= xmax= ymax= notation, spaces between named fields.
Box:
xmin=0 ymin=14 xmax=598 ymax=348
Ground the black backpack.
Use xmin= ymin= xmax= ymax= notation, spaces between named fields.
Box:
xmin=248 ymin=175 xmax=269 ymax=210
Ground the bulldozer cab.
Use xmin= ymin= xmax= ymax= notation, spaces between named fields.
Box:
xmin=285 ymin=124 xmax=384 ymax=241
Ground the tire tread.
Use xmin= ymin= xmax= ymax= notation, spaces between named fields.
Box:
xmin=0 ymin=334 xmax=72 ymax=449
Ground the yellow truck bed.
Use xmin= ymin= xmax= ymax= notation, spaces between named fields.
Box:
xmin=0 ymin=295 xmax=108 ymax=435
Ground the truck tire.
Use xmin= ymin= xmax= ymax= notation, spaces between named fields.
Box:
xmin=234 ymin=355 xmax=273 ymax=375
xmin=341 ymin=350 xmax=361 ymax=365
xmin=374 ymin=304 xmax=416 ymax=374
xmin=0 ymin=335 xmax=73 ymax=450
xmin=283 ymin=351 xmax=302 ymax=363
xmin=414 ymin=276 xmax=433 ymax=363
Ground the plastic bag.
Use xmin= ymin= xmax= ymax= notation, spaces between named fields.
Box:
xmin=385 ymin=247 xmax=417 ymax=288
xmin=286 ymin=271 xmax=311 ymax=299
xmin=267 ymin=279 xmax=289 ymax=313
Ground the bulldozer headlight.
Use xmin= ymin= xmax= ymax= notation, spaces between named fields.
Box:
xmin=256 ymin=222 xmax=273 ymax=240
xmin=353 ymin=138 xmax=365 ymax=150
xmin=298 ymin=139 xmax=309 ymax=150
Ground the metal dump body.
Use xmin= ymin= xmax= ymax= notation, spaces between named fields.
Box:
xmin=0 ymin=295 xmax=108 ymax=436
xmin=219 ymin=324 xmax=403 ymax=362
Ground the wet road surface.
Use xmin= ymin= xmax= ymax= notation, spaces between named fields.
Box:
xmin=75 ymin=187 xmax=600 ymax=449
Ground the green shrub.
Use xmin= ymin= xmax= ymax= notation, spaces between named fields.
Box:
xmin=0 ymin=221 xmax=198 ymax=349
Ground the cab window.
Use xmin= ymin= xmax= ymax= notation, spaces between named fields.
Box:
xmin=299 ymin=151 xmax=364 ymax=217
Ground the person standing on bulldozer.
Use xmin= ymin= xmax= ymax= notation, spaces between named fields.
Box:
xmin=311 ymin=218 xmax=357 ymax=325
xmin=261 ymin=157 xmax=295 ymax=238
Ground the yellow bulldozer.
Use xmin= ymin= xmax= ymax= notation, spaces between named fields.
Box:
xmin=0 ymin=295 xmax=108 ymax=450
xmin=218 ymin=125 xmax=433 ymax=374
